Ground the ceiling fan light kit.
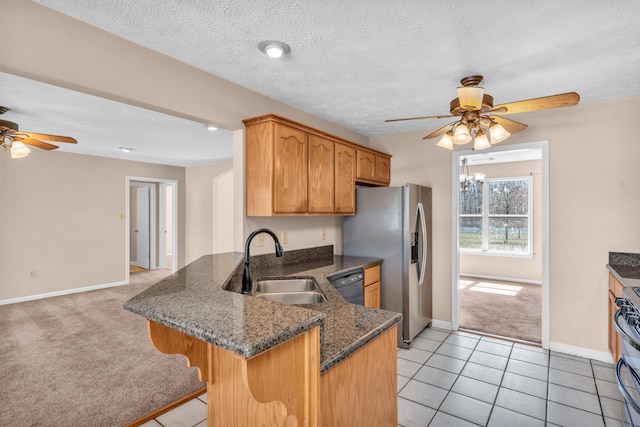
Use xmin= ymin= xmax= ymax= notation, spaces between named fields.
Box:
xmin=0 ymin=118 xmax=77 ymax=159
xmin=386 ymin=75 xmax=580 ymax=151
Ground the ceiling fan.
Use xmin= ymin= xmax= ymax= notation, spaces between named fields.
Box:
xmin=0 ymin=107 xmax=77 ymax=158
xmin=385 ymin=75 xmax=580 ymax=150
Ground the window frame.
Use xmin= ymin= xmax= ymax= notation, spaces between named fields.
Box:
xmin=459 ymin=175 xmax=533 ymax=257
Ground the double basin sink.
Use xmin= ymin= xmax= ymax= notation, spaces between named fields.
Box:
xmin=255 ymin=278 xmax=327 ymax=305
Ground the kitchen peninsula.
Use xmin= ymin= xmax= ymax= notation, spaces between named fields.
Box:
xmin=124 ymin=246 xmax=401 ymax=426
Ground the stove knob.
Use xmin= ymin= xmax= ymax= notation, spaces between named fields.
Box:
xmin=617 ymin=297 xmax=630 ymax=307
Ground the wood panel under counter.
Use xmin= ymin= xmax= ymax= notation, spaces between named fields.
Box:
xmin=148 ymin=320 xmax=397 ymax=427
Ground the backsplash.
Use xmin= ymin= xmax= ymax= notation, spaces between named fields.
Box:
xmin=609 ymin=252 xmax=640 ymax=267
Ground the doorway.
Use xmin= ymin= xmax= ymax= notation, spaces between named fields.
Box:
xmin=126 ymin=177 xmax=178 ymax=283
xmin=451 ymin=141 xmax=549 ymax=347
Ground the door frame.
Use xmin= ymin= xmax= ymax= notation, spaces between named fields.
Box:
xmin=125 ymin=176 xmax=179 ymax=283
xmin=450 ymin=140 xmax=550 ymax=348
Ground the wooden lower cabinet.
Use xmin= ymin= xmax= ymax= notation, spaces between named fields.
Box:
xmin=609 ymin=273 xmax=623 ymax=362
xmin=364 ymin=264 xmax=381 ymax=309
xmin=146 ymin=320 xmax=397 ymax=427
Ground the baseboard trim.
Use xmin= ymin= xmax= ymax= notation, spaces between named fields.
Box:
xmin=123 ymin=387 xmax=207 ymax=427
xmin=460 ymin=273 xmax=542 ymax=286
xmin=431 ymin=319 xmax=453 ymax=331
xmin=0 ymin=280 xmax=129 ymax=306
xmin=549 ymin=341 xmax=614 ymax=364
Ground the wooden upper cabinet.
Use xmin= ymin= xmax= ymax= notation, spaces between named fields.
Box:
xmin=335 ymin=143 xmax=356 ymax=214
xmin=356 ymin=149 xmax=391 ymax=186
xmin=273 ymin=124 xmax=308 ymax=213
xmin=243 ymin=114 xmax=391 ymax=216
xmin=376 ymin=155 xmax=391 ymax=185
xmin=356 ymin=150 xmax=376 ymax=182
xmin=308 ymin=135 xmax=335 ymax=213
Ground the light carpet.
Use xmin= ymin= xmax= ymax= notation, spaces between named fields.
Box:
xmin=459 ymin=276 xmax=542 ymax=343
xmin=0 ymin=269 xmax=204 ymax=426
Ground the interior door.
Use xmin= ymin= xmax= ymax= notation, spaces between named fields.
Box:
xmin=136 ymin=186 xmax=151 ymax=269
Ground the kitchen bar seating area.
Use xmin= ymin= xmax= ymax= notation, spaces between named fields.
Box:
xmin=140 ymin=328 xmax=625 ymax=427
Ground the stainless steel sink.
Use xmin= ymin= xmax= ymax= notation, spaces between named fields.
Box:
xmin=254 ymin=278 xmax=327 ymax=305
xmin=256 ymin=291 xmax=327 ymax=305
xmin=255 ymin=278 xmax=319 ymax=293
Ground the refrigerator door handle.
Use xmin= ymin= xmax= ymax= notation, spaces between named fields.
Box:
xmin=417 ymin=202 xmax=428 ymax=286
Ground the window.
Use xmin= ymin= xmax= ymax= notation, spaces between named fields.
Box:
xmin=459 ymin=176 xmax=532 ymax=255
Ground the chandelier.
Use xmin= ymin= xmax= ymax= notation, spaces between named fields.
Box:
xmin=437 ymin=83 xmax=511 ymax=150
xmin=460 ymin=157 xmax=485 ymax=192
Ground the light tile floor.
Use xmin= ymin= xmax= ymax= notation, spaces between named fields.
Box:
xmin=137 ymin=328 xmax=632 ymax=427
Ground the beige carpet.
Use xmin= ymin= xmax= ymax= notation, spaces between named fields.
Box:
xmin=0 ymin=269 xmax=204 ymax=427
xmin=459 ymin=276 xmax=542 ymax=343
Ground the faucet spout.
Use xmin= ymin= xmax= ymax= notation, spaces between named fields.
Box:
xmin=241 ymin=228 xmax=283 ymax=295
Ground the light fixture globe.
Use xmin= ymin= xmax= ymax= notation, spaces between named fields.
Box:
xmin=259 ymin=40 xmax=291 ymax=58
xmin=10 ymin=141 xmax=31 ymax=158
xmin=489 ymin=122 xmax=510 ymax=144
xmin=473 ymin=129 xmax=491 ymax=150
xmin=436 ymin=131 xmax=454 ymax=150
xmin=453 ymin=123 xmax=472 ymax=145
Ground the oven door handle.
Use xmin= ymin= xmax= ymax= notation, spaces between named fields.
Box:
xmin=617 ymin=357 xmax=640 ymax=415
xmin=614 ymin=310 xmax=640 ymax=351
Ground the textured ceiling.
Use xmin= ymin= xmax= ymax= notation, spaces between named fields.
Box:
xmin=14 ymin=0 xmax=640 ymax=164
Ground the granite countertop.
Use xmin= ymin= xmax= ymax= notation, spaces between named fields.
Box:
xmin=607 ymin=252 xmax=640 ymax=287
xmin=124 ymin=246 xmax=401 ymax=373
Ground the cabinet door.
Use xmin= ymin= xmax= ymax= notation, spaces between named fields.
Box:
xmin=609 ymin=289 xmax=620 ymax=361
xmin=376 ymin=156 xmax=391 ymax=185
xmin=356 ymin=150 xmax=376 ymax=181
xmin=308 ymin=135 xmax=335 ymax=213
xmin=364 ymin=282 xmax=381 ymax=309
xmin=335 ymin=142 xmax=356 ymax=214
xmin=274 ymin=124 xmax=308 ymax=213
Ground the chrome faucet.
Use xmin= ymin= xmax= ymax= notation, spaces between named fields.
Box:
xmin=241 ymin=228 xmax=284 ymax=295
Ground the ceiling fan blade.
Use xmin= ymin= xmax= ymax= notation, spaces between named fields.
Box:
xmin=20 ymin=138 xmax=59 ymax=150
xmin=422 ymin=122 xmax=455 ymax=140
xmin=386 ymin=114 xmax=457 ymax=123
xmin=17 ymin=131 xmax=77 ymax=144
xmin=488 ymin=116 xmax=528 ymax=134
xmin=493 ymin=92 xmax=580 ymax=115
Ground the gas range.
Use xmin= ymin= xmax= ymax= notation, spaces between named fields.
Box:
xmin=614 ymin=287 xmax=640 ymax=425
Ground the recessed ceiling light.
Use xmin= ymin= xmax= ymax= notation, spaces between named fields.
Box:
xmin=259 ymin=40 xmax=291 ymax=58
xmin=206 ymin=124 xmax=218 ymax=131
xmin=119 ymin=147 xmax=133 ymax=153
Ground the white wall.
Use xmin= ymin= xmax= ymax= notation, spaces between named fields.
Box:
xmin=185 ymin=160 xmax=234 ymax=263
xmin=0 ymin=150 xmax=185 ymax=302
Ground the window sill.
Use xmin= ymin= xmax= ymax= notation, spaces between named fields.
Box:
xmin=460 ymin=250 xmax=534 ymax=259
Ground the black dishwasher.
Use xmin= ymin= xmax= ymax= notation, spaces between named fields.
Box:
xmin=328 ymin=268 xmax=364 ymax=305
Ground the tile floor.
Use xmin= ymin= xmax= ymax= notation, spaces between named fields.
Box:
xmin=137 ymin=328 xmax=632 ymax=427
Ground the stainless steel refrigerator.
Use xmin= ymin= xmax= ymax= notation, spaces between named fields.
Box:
xmin=343 ymin=184 xmax=432 ymax=348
